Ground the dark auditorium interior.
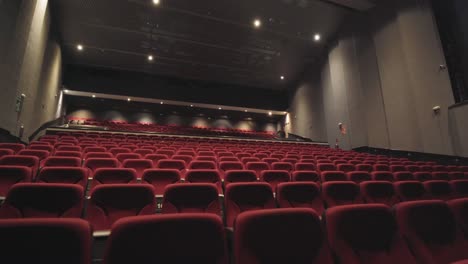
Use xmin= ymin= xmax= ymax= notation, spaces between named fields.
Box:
xmin=2 ymin=0 xmax=468 ymax=263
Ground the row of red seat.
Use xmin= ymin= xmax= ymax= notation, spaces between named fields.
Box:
xmin=3 ymin=200 xmax=468 ymax=263
xmin=2 ymin=180 xmax=468 ymax=231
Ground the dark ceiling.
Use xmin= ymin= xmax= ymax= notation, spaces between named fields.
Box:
xmin=50 ymin=0 xmax=373 ymax=91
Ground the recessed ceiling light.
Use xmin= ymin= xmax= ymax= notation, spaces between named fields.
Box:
xmin=152 ymin=0 xmax=160 ymax=5
xmin=77 ymin=44 xmax=83 ymax=51
xmin=268 ymin=111 xmax=272 ymax=116
xmin=314 ymin=34 xmax=321 ymax=42
xmin=190 ymin=105 xmax=194 ymax=107
xmin=218 ymin=107 xmax=222 ymax=110
xmin=148 ymin=55 xmax=154 ymax=61
xmin=92 ymin=94 xmax=96 ymax=98
xmin=127 ymin=98 xmax=131 ymax=102
xmin=280 ymin=76 xmax=285 ymax=80
xmin=160 ymin=101 xmax=164 ymax=104
xmin=253 ymin=19 xmax=261 ymax=28
xmin=244 ymin=110 xmax=248 ymax=112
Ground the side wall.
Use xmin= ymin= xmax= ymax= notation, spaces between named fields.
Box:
xmin=0 ymin=0 xmax=63 ymax=141
xmin=289 ymin=0 xmax=456 ymax=155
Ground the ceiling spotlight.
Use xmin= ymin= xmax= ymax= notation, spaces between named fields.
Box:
xmin=92 ymin=95 xmax=96 ymax=98
xmin=127 ymin=98 xmax=131 ymax=102
xmin=280 ymin=76 xmax=285 ymax=80
xmin=190 ymin=105 xmax=194 ymax=107
xmin=218 ymin=107 xmax=222 ymax=110
xmin=268 ymin=111 xmax=272 ymax=116
xmin=253 ymin=19 xmax=261 ymax=28
xmin=148 ymin=55 xmax=154 ymax=61
xmin=314 ymin=34 xmax=321 ymax=42
xmin=160 ymin=101 xmax=164 ymax=104
xmin=152 ymin=0 xmax=160 ymax=5
xmin=244 ymin=110 xmax=248 ymax=112
xmin=77 ymin=44 xmax=83 ymax=51
xmin=63 ymin=89 xmax=69 ymax=93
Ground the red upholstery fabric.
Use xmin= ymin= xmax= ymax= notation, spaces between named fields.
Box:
xmin=234 ymin=208 xmax=333 ymax=264
xmin=260 ymin=170 xmax=290 ymax=190
xmin=276 ymin=182 xmax=324 ymax=215
xmin=424 ymin=180 xmax=455 ymax=201
xmin=85 ymin=184 xmax=155 ymax=231
xmin=0 ymin=218 xmax=92 ymax=264
xmin=43 ymin=156 xmax=82 ymax=167
xmin=162 ymin=183 xmax=221 ymax=215
xmin=394 ymin=181 xmax=430 ymax=202
xmin=84 ymin=158 xmax=120 ymax=174
xmin=0 ymin=155 xmax=39 ymax=177
xmin=322 ymin=181 xmax=362 ymax=208
xmin=156 ymin=159 xmax=186 ymax=171
xmin=451 ymin=180 xmax=468 ymax=198
xmin=394 ymin=171 xmax=415 ymax=181
xmin=37 ymin=167 xmax=88 ymax=188
xmin=185 ymin=169 xmax=223 ymax=194
xmin=321 ymin=171 xmax=347 ymax=182
xmin=347 ymin=171 xmax=371 ymax=183
xmin=141 ymin=169 xmax=181 ymax=196
xmin=0 ymin=183 xmax=83 ymax=218
xmin=115 ymin=153 xmax=141 ymax=163
xmin=371 ymin=171 xmax=394 ymax=182
xmin=246 ymin=162 xmax=270 ymax=177
xmin=326 ymin=204 xmax=417 ymax=264
xmin=292 ymin=171 xmax=320 ymax=182
xmin=360 ymin=181 xmax=399 ymax=206
xmin=0 ymin=166 xmax=32 ymax=197
xmin=414 ymin=172 xmax=433 ymax=182
xmin=104 ymin=214 xmax=228 ymax=264
xmin=224 ymin=170 xmax=258 ymax=184
xmin=0 ymin=143 xmax=25 ymax=154
xmin=90 ymin=168 xmax=138 ymax=190
xmin=122 ymin=159 xmax=153 ymax=178
xmin=395 ymin=201 xmax=468 ymax=264
xmin=224 ymin=182 xmax=275 ymax=228
xmin=188 ymin=160 xmax=217 ymax=170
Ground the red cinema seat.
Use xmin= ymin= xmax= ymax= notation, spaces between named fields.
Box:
xmin=115 ymin=153 xmax=141 ymax=163
xmin=43 ymin=157 xmax=82 ymax=168
xmin=188 ymin=160 xmax=217 ymax=170
xmin=356 ymin=164 xmax=372 ymax=172
xmin=122 ymin=159 xmax=153 ymax=178
xmin=395 ymin=200 xmax=468 ymax=264
xmin=271 ymin=162 xmax=294 ymax=172
xmin=321 ymin=171 xmax=347 ymax=182
xmin=292 ymin=171 xmax=320 ymax=182
xmin=83 ymin=152 xmax=113 ymax=160
xmin=0 ymin=218 xmax=92 ymax=264
xmin=54 ymin=151 xmax=82 ymax=158
xmin=84 ymin=158 xmax=120 ymax=175
xmin=0 ymin=166 xmax=32 ymax=197
xmin=145 ymin=154 xmax=169 ymax=167
xmin=337 ymin=164 xmax=356 ymax=173
xmin=414 ymin=172 xmax=433 ymax=182
xmin=276 ymin=182 xmax=324 ymax=215
xmin=90 ymin=168 xmax=138 ymax=190
xmin=394 ymin=181 xmax=430 ymax=202
xmin=262 ymin=158 xmax=280 ymax=166
xmin=0 ymin=183 xmax=83 ymax=218
xmin=109 ymin=148 xmax=131 ymax=157
xmin=185 ymin=170 xmax=223 ymax=194
xmin=0 ymin=143 xmax=25 ymax=154
xmin=18 ymin=149 xmax=49 ymax=162
xmin=394 ymin=171 xmax=415 ymax=181
xmin=322 ymin=181 xmax=362 ymax=208
xmin=0 ymin=155 xmax=39 ymax=177
xmin=246 ymin=162 xmax=270 ymax=178
xmin=103 ymin=214 xmax=228 ymax=264
xmin=432 ymin=171 xmax=450 ymax=181
xmin=317 ymin=163 xmax=336 ymax=172
xmin=423 ymin=180 xmax=455 ymax=201
xmin=234 ymin=208 xmax=332 ymax=264
xmin=83 ymin=147 xmax=106 ymax=154
xmin=326 ymin=204 xmax=417 ymax=264
xmin=373 ymin=164 xmax=390 ymax=172
xmin=224 ymin=170 xmax=257 ymax=185
xmin=141 ymin=169 xmax=181 ymax=197
xmin=37 ymin=167 xmax=88 ymax=188
xmin=156 ymin=159 xmax=186 ymax=172
xmin=360 ymin=181 xmax=399 ymax=206
xmin=260 ymin=170 xmax=290 ymax=190
xmin=56 ymin=145 xmax=82 ymax=152
xmin=372 ymin=171 xmax=395 ymax=182
xmin=85 ymin=184 xmax=155 ymax=231
xmin=162 ymin=183 xmax=221 ymax=215
xmin=0 ymin=149 xmax=14 ymax=158
xmin=451 ymin=180 xmax=468 ymax=198
xmin=346 ymin=171 xmax=371 ymax=183
xmin=171 ymin=155 xmax=193 ymax=165
xmin=448 ymin=198 xmax=468 ymax=237
xmin=224 ymin=182 xmax=275 ymax=228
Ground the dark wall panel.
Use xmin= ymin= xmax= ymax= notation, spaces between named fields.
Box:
xmin=63 ymin=65 xmax=289 ymax=110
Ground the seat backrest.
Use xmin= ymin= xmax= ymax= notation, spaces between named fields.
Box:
xmin=432 ymin=171 xmax=450 ymax=181
xmin=260 ymin=170 xmax=290 ymax=190
xmin=346 ymin=171 xmax=371 ymax=183
xmin=322 ymin=181 xmax=362 ymax=208
xmin=122 ymin=159 xmax=153 ymax=178
xmin=37 ymin=167 xmax=88 ymax=188
xmin=84 ymin=158 xmax=120 ymax=173
xmin=0 ymin=166 xmax=32 ymax=197
xmin=224 ymin=182 xmax=275 ymax=228
xmin=451 ymin=180 xmax=468 ymax=198
xmin=18 ymin=150 xmax=49 ymax=161
xmin=0 ymin=183 xmax=83 ymax=218
xmin=394 ymin=181 xmax=429 ymax=202
xmin=0 ymin=148 xmax=14 ymax=158
xmin=246 ymin=162 xmax=270 ymax=177
xmin=0 ymin=155 xmax=39 ymax=175
xmin=373 ymin=164 xmax=390 ymax=171
xmin=448 ymin=198 xmax=468 ymax=238
xmin=43 ymin=156 xmax=82 ymax=168
xmin=337 ymin=164 xmax=356 ymax=173
xmin=156 ymin=159 xmax=186 ymax=171
xmin=104 ymin=214 xmax=228 ymax=264
xmin=424 ymin=180 xmax=455 ymax=201
xmin=394 ymin=171 xmax=415 ymax=181
xmin=292 ymin=171 xmax=320 ymax=182
xmin=141 ymin=169 xmax=181 ymax=196
xmin=317 ymin=163 xmax=336 ymax=172
xmin=0 ymin=218 xmax=92 ymax=264
xmin=395 ymin=200 xmax=468 ymax=264
xmin=262 ymin=158 xmax=280 ymax=165
xmin=234 ymin=208 xmax=333 ymax=264
xmin=115 ymin=153 xmax=141 ymax=163
xmin=109 ymin=148 xmax=131 ymax=156
xmin=241 ymin=157 xmax=261 ymax=164
xmin=224 ymin=170 xmax=258 ymax=184
xmin=414 ymin=172 xmax=432 ymax=182
xmin=356 ymin=164 xmax=372 ymax=172
xmin=219 ymin=162 xmax=244 ymax=172
xmin=326 ymin=204 xmax=417 ymax=264
xmin=85 ymin=184 xmax=155 ymax=231
xmin=188 ymin=160 xmax=217 ymax=170
xmin=162 ymin=183 xmax=221 ymax=215
xmin=276 ymin=182 xmax=324 ymax=215
xmin=171 ymin=155 xmax=193 ymax=165
xmin=321 ymin=171 xmax=347 ymax=182
xmin=0 ymin=143 xmax=25 ymax=154
xmin=371 ymin=171 xmax=394 ymax=182
xmin=360 ymin=181 xmax=399 ymax=207
xmin=271 ymin=162 xmax=293 ymax=172
xmin=91 ymin=168 xmax=138 ymax=189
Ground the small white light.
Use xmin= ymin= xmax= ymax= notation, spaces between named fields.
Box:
xmin=63 ymin=89 xmax=69 ymax=93
xmin=268 ymin=111 xmax=272 ymax=116
xmin=218 ymin=107 xmax=222 ymax=110
xmin=244 ymin=110 xmax=248 ymax=112
xmin=253 ymin=19 xmax=261 ymax=28
xmin=127 ymin=98 xmax=131 ymax=102
xmin=152 ymin=0 xmax=160 ymax=5
xmin=280 ymin=76 xmax=285 ymax=80
xmin=92 ymin=95 xmax=96 ymax=98
xmin=160 ymin=101 xmax=163 ymax=104
xmin=190 ymin=105 xmax=194 ymax=107
xmin=314 ymin=34 xmax=321 ymax=41
xmin=77 ymin=44 xmax=83 ymax=51
xmin=148 ymin=55 xmax=154 ymax=61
